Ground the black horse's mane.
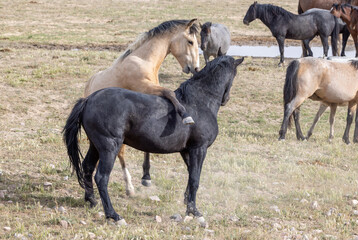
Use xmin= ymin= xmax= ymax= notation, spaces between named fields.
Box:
xmin=350 ymin=60 xmax=358 ymax=70
xmin=260 ymin=4 xmax=295 ymax=20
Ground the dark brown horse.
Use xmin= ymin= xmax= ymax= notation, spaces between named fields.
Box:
xmin=331 ymin=3 xmax=358 ymax=57
xmin=298 ymin=0 xmax=358 ymax=14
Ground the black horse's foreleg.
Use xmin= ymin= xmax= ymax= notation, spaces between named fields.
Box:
xmin=141 ymin=152 xmax=151 ymax=187
xmin=320 ymin=35 xmax=329 ymax=57
xmin=95 ymin=148 xmax=122 ymax=221
xmin=180 ymin=151 xmax=190 ymax=205
xmin=342 ymin=104 xmax=356 ymax=144
xmin=293 ymin=107 xmax=305 ymax=141
xmin=162 ymin=89 xmax=194 ymax=125
xmin=185 ymin=147 xmax=207 ymax=217
xmin=83 ymin=143 xmax=99 ymax=207
xmin=277 ymin=36 xmax=285 ymax=66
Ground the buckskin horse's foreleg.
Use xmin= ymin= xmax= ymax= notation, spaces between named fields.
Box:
xmin=118 ymin=145 xmax=135 ymax=197
xmin=82 ymin=143 xmax=99 ymax=207
xmin=329 ymin=104 xmax=337 ymax=141
xmin=307 ymin=103 xmax=328 ymax=140
xmin=293 ymin=106 xmax=305 ymax=140
xmin=184 ymin=147 xmax=207 ymax=217
xmin=161 ymin=89 xmax=194 ymax=125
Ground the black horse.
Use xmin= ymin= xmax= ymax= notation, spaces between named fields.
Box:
xmin=243 ymin=2 xmax=339 ymax=65
xmin=63 ymin=55 xmax=244 ymax=222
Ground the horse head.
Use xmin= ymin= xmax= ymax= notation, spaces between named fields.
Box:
xmin=170 ymin=19 xmax=200 ymax=74
xmin=243 ymin=1 xmax=258 ymax=25
xmin=221 ymin=57 xmax=244 ymax=106
xmin=200 ymin=22 xmax=212 ymax=51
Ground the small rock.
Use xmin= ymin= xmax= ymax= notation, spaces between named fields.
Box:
xmin=60 ymin=220 xmax=68 ymax=228
xmin=326 ymin=208 xmax=336 ymax=216
xmin=352 ymin=200 xmax=358 ymax=206
xmin=197 ymin=216 xmax=207 ymax=228
xmin=270 ymin=205 xmax=281 ymax=213
xmin=303 ymin=234 xmax=310 ymax=240
xmin=183 ymin=215 xmax=193 ymax=223
xmin=149 ymin=195 xmax=160 ymax=202
xmin=58 ymin=206 xmax=66 ymax=213
xmin=80 ymin=220 xmax=87 ymax=225
xmin=7 ymin=200 xmax=13 ymax=203
xmin=229 ymin=215 xmax=239 ymax=222
xmin=353 ymin=210 xmax=358 ymax=216
xmin=3 ymin=226 xmax=11 ymax=231
xmin=116 ymin=219 xmax=127 ymax=226
xmin=49 ymin=164 xmax=55 ymax=169
xmin=300 ymin=199 xmax=308 ymax=204
xmin=0 ymin=191 xmax=5 ymax=199
xmin=14 ymin=233 xmax=25 ymax=239
xmin=204 ymin=229 xmax=215 ymax=235
xmin=43 ymin=182 xmax=52 ymax=188
xmin=352 ymin=235 xmax=358 ymax=240
xmin=313 ymin=229 xmax=323 ymax=234
xmin=272 ymin=222 xmax=282 ymax=230
xmin=155 ymin=215 xmax=162 ymax=223
xmin=0 ymin=170 xmax=2 ymax=176
xmin=97 ymin=211 xmax=105 ymax=218
xmin=88 ymin=232 xmax=96 ymax=239
xmin=311 ymin=201 xmax=319 ymax=210
xmin=170 ymin=213 xmax=182 ymax=222
xmin=63 ymin=176 xmax=69 ymax=181
xmin=181 ymin=226 xmax=191 ymax=232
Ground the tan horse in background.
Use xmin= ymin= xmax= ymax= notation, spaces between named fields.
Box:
xmin=279 ymin=57 xmax=358 ymax=144
xmin=84 ymin=19 xmax=200 ymax=198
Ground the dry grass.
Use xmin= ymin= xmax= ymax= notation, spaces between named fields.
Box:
xmin=1 ymin=0 xmax=358 ymax=239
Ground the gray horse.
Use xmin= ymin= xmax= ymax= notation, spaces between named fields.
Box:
xmin=200 ymin=22 xmax=231 ymax=63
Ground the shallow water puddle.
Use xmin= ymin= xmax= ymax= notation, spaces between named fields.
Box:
xmin=201 ymin=45 xmax=356 ymax=58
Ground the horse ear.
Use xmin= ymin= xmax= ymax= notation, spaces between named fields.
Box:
xmin=187 ymin=19 xmax=197 ymax=29
xmin=234 ymin=57 xmax=244 ymax=67
xmin=254 ymin=1 xmax=257 ymax=6
xmin=218 ymin=47 xmax=223 ymax=57
xmin=199 ymin=22 xmax=203 ymax=29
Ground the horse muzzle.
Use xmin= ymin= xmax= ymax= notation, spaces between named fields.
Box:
xmin=243 ymin=20 xmax=250 ymax=26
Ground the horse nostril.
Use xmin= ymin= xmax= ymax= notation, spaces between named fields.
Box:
xmin=195 ymin=67 xmax=199 ymax=72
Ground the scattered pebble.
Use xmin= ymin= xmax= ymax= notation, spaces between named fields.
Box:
xmin=3 ymin=226 xmax=11 ymax=231
xmin=313 ymin=229 xmax=323 ymax=234
xmin=0 ymin=170 xmax=2 ymax=176
xmin=272 ymin=222 xmax=282 ymax=230
xmin=80 ymin=220 xmax=87 ymax=225
xmin=63 ymin=176 xmax=69 ymax=181
xmin=155 ymin=215 xmax=162 ymax=223
xmin=60 ymin=220 xmax=68 ymax=228
xmin=0 ymin=191 xmax=5 ymax=199
xmin=88 ymin=232 xmax=96 ymax=239
xmin=352 ymin=235 xmax=358 ymax=240
xmin=204 ymin=229 xmax=215 ymax=235
xmin=170 ymin=213 xmax=182 ymax=222
xmin=229 ymin=215 xmax=239 ymax=222
xmin=181 ymin=226 xmax=191 ymax=232
xmin=49 ymin=164 xmax=55 ymax=169
xmin=43 ymin=182 xmax=52 ymax=189
xmin=326 ymin=208 xmax=336 ymax=216
xmin=353 ymin=210 xmax=358 ymax=216
xmin=270 ymin=205 xmax=281 ymax=213
xmin=97 ymin=211 xmax=105 ymax=218
xmin=149 ymin=195 xmax=160 ymax=202
xmin=352 ymin=199 xmax=358 ymax=206
xmin=14 ymin=233 xmax=25 ymax=239
xmin=311 ymin=201 xmax=319 ymax=210
xmin=300 ymin=199 xmax=308 ymax=204
xmin=197 ymin=216 xmax=207 ymax=228
xmin=58 ymin=206 xmax=66 ymax=213
xmin=303 ymin=234 xmax=310 ymax=240
xmin=183 ymin=216 xmax=193 ymax=223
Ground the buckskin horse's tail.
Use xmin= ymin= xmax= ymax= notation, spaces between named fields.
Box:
xmin=331 ymin=17 xmax=339 ymax=56
xmin=284 ymin=60 xmax=300 ymax=128
xmin=62 ymin=98 xmax=88 ymax=189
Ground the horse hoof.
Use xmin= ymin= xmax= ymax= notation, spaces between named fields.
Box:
xmin=183 ymin=116 xmax=195 ymax=125
xmin=126 ymin=188 xmax=135 ymax=197
xmin=141 ymin=179 xmax=152 ymax=187
xmin=116 ymin=219 xmax=127 ymax=226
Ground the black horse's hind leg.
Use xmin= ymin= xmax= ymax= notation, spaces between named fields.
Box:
xmin=162 ymin=89 xmax=194 ymax=125
xmin=342 ymin=104 xmax=356 ymax=144
xmin=95 ymin=142 xmax=122 ymax=221
xmin=277 ymin=36 xmax=285 ymax=66
xmin=320 ymin=35 xmax=329 ymax=58
xmin=83 ymin=142 xmax=99 ymax=208
xmin=184 ymin=147 xmax=207 ymax=217
xmin=303 ymin=38 xmax=313 ymax=56
xmin=293 ymin=107 xmax=305 ymax=140
xmin=141 ymin=152 xmax=151 ymax=187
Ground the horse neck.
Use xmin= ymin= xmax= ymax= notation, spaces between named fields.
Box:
xmin=340 ymin=8 xmax=353 ymax=23
xmin=256 ymin=5 xmax=277 ymax=27
xmin=128 ymin=36 xmax=170 ymax=75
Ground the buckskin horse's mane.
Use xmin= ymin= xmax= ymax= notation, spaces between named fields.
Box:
xmin=117 ymin=20 xmax=199 ymax=62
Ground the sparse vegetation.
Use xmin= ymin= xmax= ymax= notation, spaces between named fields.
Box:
xmin=1 ymin=0 xmax=358 ymax=239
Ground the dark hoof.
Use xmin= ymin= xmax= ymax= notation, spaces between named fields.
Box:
xmin=106 ymin=212 xmax=121 ymax=222
xmin=343 ymin=138 xmax=350 ymax=145
xmin=85 ymin=194 xmax=97 ymax=208
xmin=141 ymin=179 xmax=152 ymax=187
xmin=186 ymin=202 xmax=202 ymax=217
xmin=183 ymin=116 xmax=195 ymax=125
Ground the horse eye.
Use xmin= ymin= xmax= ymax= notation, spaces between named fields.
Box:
xmin=188 ymin=40 xmax=194 ymax=45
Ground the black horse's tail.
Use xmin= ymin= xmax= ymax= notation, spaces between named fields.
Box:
xmin=62 ymin=98 xmax=88 ymax=189
xmin=297 ymin=2 xmax=303 ymax=14
xmin=284 ymin=60 xmax=300 ymax=127
xmin=331 ymin=17 xmax=339 ymax=56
